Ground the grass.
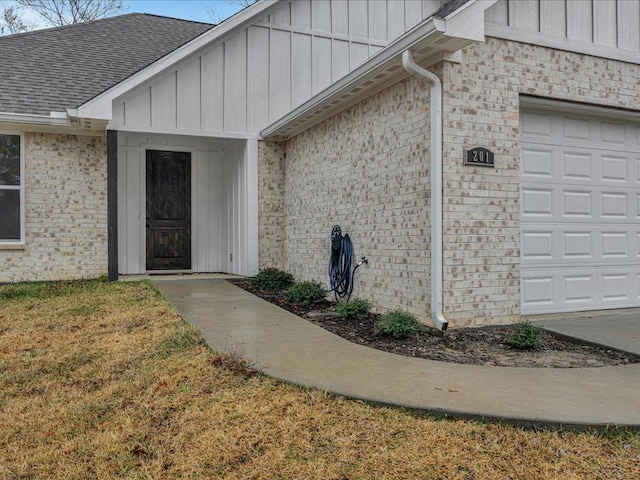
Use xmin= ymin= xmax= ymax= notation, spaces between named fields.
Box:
xmin=1 ymin=279 xmax=638 ymax=479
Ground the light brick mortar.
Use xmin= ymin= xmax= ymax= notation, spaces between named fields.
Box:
xmin=441 ymin=37 xmax=640 ymax=326
xmin=282 ymin=78 xmax=432 ymax=321
xmin=0 ymin=132 xmax=107 ymax=282
xmin=270 ymin=38 xmax=640 ymax=327
xmin=258 ymin=140 xmax=286 ymax=269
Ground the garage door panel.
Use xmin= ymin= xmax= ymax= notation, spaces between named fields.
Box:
xmin=521 ymin=147 xmax=553 ymax=178
xmin=522 ymin=186 xmax=638 ymax=223
xmin=521 ymin=107 xmax=640 ymax=314
xmin=522 ymin=112 xmax=640 ymax=152
xmin=562 ymin=151 xmax=593 ymax=180
xmin=522 ymin=224 xmax=640 ymax=266
xmin=523 ymin=149 xmax=638 ymax=188
xmin=521 ymin=266 xmax=640 ymax=314
xmin=601 ymin=154 xmax=629 ymax=182
xmin=600 ymin=121 xmax=628 ymax=146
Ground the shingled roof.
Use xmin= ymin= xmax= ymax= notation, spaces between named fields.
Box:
xmin=0 ymin=13 xmax=212 ymax=116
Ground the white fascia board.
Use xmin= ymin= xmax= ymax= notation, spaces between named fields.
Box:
xmin=77 ymin=0 xmax=280 ymax=121
xmin=0 ymin=111 xmax=70 ymax=126
xmin=261 ymin=18 xmax=446 ymax=138
xmin=444 ymin=0 xmax=498 ymax=42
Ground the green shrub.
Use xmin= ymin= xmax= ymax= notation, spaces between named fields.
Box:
xmin=507 ymin=322 xmax=543 ymax=350
xmin=336 ymin=298 xmax=372 ymax=320
xmin=250 ymin=268 xmax=295 ymax=291
xmin=286 ymin=281 xmax=326 ymax=307
xmin=376 ymin=310 xmax=423 ymax=339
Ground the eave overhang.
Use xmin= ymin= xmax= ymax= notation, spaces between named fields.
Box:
xmin=261 ymin=0 xmax=496 ymax=141
xmin=0 ymin=111 xmax=70 ymax=126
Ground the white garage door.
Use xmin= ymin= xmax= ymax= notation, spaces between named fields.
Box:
xmin=520 ymin=106 xmax=640 ymax=315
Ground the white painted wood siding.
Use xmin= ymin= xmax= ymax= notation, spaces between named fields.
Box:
xmin=486 ymin=0 xmax=640 ymax=64
xmin=117 ymin=133 xmax=257 ymax=276
xmin=111 ymin=0 xmax=445 ymax=137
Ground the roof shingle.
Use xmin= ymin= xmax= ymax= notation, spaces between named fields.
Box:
xmin=0 ymin=13 xmax=212 ymax=116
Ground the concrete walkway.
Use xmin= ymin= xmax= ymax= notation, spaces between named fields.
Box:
xmin=153 ymin=278 xmax=640 ymax=429
xmin=533 ymin=314 xmax=640 ymax=357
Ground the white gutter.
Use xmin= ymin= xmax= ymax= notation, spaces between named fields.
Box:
xmin=402 ymin=50 xmax=447 ymax=332
xmin=0 ymin=111 xmax=70 ymax=126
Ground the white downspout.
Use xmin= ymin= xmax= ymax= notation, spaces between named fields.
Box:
xmin=402 ymin=50 xmax=448 ymax=331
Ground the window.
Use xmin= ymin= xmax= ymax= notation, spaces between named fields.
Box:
xmin=0 ymin=133 xmax=24 ymax=243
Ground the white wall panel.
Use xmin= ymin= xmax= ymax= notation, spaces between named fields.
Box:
xmin=368 ymin=0 xmax=387 ymax=42
xmin=388 ymin=0 xmax=405 ymax=41
xmin=224 ymin=32 xmax=247 ymax=133
xmin=509 ymin=0 xmax=539 ymax=32
xmin=488 ymin=0 xmax=640 ymax=63
xmin=539 ymin=0 xmax=566 ymax=37
xmin=332 ymin=0 xmax=350 ymax=35
xmin=291 ymin=0 xmax=311 ymax=29
xmin=618 ymin=0 xmax=640 ymax=51
xmin=566 ymin=0 xmax=592 ymax=43
xmin=270 ymin=29 xmax=292 ymax=121
xmin=333 ymin=39 xmax=350 ymax=82
xmin=292 ymin=33 xmax=313 ymax=108
xmin=118 ymin=133 xmax=253 ymax=275
xmin=350 ymin=42 xmax=369 ymax=69
xmin=270 ymin=1 xmax=291 ymax=26
xmin=311 ymin=0 xmax=332 ymax=32
xmin=349 ymin=0 xmax=369 ymax=38
xmin=114 ymin=0 xmax=439 ymax=136
xmin=201 ymin=45 xmax=225 ymax=132
xmin=312 ymin=36 xmax=333 ymax=94
xmin=405 ymin=0 xmax=423 ymax=30
xmin=247 ymin=26 xmax=270 ymax=132
xmin=151 ymin=72 xmax=177 ymax=130
xmin=593 ymin=0 xmax=618 ymax=47
xmin=177 ymin=58 xmax=201 ymax=131
xmin=125 ymin=88 xmax=151 ymax=127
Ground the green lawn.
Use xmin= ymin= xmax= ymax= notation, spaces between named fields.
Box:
xmin=0 ymin=279 xmax=638 ymax=479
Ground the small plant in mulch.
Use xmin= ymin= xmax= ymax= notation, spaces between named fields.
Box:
xmin=336 ymin=298 xmax=372 ymax=320
xmin=376 ymin=310 xmax=424 ymax=339
xmin=250 ymin=268 xmax=295 ymax=291
xmin=507 ymin=321 xmax=544 ymax=350
xmin=286 ymin=281 xmax=326 ymax=307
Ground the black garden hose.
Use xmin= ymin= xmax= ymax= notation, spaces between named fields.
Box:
xmin=328 ymin=225 xmax=366 ymax=302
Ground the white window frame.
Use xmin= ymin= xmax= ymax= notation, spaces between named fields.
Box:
xmin=0 ymin=131 xmax=25 ymax=249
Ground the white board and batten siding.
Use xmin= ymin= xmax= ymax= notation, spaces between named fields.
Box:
xmin=111 ymin=0 xmax=445 ymax=137
xmin=486 ymin=0 xmax=640 ymax=64
xmin=117 ymin=133 xmax=257 ymax=276
xmin=520 ymin=108 xmax=640 ymax=315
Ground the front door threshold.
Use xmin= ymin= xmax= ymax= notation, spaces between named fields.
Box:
xmin=146 ymin=270 xmax=193 ymax=275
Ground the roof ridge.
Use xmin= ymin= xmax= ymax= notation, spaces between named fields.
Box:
xmin=0 ymin=12 xmax=212 ymax=40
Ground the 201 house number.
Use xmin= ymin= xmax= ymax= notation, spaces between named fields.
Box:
xmin=464 ymin=147 xmax=495 ymax=167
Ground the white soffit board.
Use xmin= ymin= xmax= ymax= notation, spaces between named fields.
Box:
xmin=520 ymin=104 xmax=640 ymax=315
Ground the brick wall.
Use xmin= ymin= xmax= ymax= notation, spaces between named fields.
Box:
xmin=0 ymin=132 xmax=107 ymax=282
xmin=258 ymin=140 xmax=286 ymax=269
xmin=282 ymin=78 xmax=432 ymax=321
xmin=272 ymin=37 xmax=640 ymax=327
xmin=441 ymin=37 xmax=640 ymax=326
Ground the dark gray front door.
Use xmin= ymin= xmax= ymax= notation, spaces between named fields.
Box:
xmin=146 ymin=150 xmax=191 ymax=270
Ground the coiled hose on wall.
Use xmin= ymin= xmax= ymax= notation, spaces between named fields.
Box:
xmin=328 ymin=225 xmax=366 ymax=302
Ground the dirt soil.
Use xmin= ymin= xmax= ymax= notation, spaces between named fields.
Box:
xmin=230 ymin=280 xmax=639 ymax=368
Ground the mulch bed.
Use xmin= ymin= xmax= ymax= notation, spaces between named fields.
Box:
xmin=229 ymin=279 xmax=639 ymax=368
